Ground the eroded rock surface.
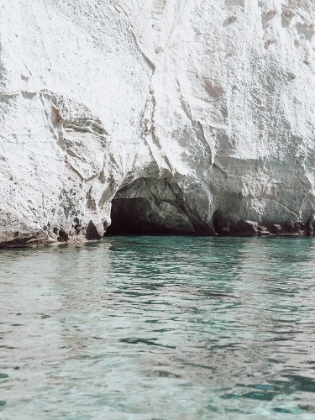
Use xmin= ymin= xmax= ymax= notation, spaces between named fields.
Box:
xmin=1 ymin=0 xmax=315 ymax=246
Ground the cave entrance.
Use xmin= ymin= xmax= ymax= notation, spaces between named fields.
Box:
xmin=105 ymin=178 xmax=197 ymax=235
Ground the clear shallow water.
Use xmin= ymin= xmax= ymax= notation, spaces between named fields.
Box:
xmin=1 ymin=237 xmax=315 ymax=419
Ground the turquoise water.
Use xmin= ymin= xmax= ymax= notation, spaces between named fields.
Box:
xmin=1 ymin=236 xmax=315 ymax=419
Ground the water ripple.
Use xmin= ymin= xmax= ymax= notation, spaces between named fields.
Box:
xmin=1 ymin=236 xmax=315 ymax=418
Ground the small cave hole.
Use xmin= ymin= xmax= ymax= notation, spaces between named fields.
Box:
xmin=106 ymin=196 xmax=162 ymax=235
xmin=86 ymin=221 xmax=102 ymax=240
xmin=57 ymin=229 xmax=69 ymax=242
xmin=105 ymin=178 xmax=200 ymax=236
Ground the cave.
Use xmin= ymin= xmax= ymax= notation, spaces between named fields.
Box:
xmin=106 ymin=178 xmax=203 ymax=235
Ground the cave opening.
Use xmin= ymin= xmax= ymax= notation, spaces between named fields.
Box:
xmin=105 ymin=178 xmax=199 ymax=235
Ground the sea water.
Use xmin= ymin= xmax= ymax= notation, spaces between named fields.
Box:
xmin=1 ymin=236 xmax=315 ymax=419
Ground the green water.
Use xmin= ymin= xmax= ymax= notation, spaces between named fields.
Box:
xmin=1 ymin=236 xmax=315 ymax=419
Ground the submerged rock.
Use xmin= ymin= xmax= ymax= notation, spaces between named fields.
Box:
xmin=1 ymin=0 xmax=315 ymax=245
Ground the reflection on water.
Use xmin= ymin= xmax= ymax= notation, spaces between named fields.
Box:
xmin=1 ymin=237 xmax=315 ymax=419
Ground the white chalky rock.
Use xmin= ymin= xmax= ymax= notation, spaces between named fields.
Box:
xmin=1 ymin=0 xmax=315 ymax=246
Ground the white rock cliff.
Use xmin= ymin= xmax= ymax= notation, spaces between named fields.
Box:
xmin=1 ymin=0 xmax=315 ymax=246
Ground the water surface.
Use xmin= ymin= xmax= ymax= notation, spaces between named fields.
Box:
xmin=1 ymin=236 xmax=315 ymax=419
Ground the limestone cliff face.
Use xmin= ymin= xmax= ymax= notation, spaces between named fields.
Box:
xmin=1 ymin=0 xmax=315 ymax=246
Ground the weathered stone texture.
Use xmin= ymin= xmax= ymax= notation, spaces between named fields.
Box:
xmin=1 ymin=0 xmax=315 ymax=245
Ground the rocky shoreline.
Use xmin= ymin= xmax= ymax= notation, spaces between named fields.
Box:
xmin=1 ymin=217 xmax=314 ymax=249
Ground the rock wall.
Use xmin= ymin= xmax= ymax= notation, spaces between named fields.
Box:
xmin=1 ymin=0 xmax=315 ymax=246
